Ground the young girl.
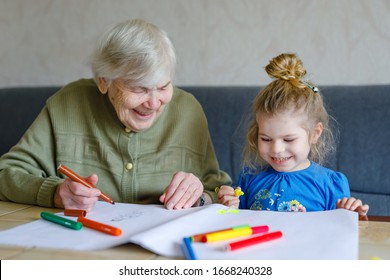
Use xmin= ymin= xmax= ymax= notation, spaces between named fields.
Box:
xmin=217 ymin=53 xmax=369 ymax=215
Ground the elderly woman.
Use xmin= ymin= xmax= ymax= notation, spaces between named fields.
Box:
xmin=0 ymin=19 xmax=231 ymax=212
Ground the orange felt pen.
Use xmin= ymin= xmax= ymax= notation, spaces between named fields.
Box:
xmin=77 ymin=216 xmax=122 ymax=236
xmin=57 ymin=164 xmax=115 ymax=205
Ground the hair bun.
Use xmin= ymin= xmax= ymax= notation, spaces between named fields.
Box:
xmin=265 ymin=53 xmax=307 ymax=82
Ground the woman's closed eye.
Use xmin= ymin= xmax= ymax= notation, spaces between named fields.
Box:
xmin=130 ymin=87 xmax=148 ymax=94
xmin=158 ymin=85 xmax=169 ymax=91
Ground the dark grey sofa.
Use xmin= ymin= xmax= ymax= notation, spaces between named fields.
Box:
xmin=1 ymin=85 xmax=389 ymax=215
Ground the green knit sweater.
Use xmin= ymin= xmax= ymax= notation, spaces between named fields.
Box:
xmin=0 ymin=79 xmax=231 ymax=207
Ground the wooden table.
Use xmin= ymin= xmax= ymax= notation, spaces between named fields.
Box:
xmin=0 ymin=201 xmax=389 ymax=260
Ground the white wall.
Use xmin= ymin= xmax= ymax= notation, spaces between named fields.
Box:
xmin=1 ymin=0 xmax=389 ymax=87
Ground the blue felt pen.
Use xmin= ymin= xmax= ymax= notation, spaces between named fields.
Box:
xmin=181 ymin=237 xmax=197 ymax=260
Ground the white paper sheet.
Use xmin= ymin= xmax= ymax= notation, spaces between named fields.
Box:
xmin=0 ymin=202 xmax=358 ymax=259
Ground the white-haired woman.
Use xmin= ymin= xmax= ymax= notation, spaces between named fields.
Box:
xmin=0 ymin=19 xmax=231 ymax=212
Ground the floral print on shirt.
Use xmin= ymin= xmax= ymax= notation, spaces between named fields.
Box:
xmin=249 ymin=188 xmax=306 ymax=212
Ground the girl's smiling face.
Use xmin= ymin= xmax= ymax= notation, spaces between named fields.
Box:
xmin=257 ymin=109 xmax=323 ymax=172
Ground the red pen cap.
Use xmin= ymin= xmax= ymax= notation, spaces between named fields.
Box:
xmin=251 ymin=225 xmax=269 ymax=234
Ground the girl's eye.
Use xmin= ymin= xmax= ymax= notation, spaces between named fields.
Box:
xmin=260 ymin=138 xmax=271 ymax=142
xmin=284 ymin=139 xmax=295 ymax=142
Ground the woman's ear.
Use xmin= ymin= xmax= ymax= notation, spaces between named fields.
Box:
xmin=310 ymin=122 xmax=323 ymax=144
xmin=97 ymin=77 xmax=108 ymax=94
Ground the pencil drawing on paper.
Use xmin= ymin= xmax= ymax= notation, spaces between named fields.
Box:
xmin=110 ymin=211 xmax=144 ymax=222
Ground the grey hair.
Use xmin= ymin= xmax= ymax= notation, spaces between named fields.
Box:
xmin=91 ymin=19 xmax=176 ymax=87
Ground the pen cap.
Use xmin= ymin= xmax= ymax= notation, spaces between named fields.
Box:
xmin=251 ymin=225 xmax=269 ymax=234
xmin=64 ymin=209 xmax=87 ymax=217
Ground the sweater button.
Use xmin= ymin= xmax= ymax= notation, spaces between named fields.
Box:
xmin=125 ymin=163 xmax=133 ymax=170
xmin=125 ymin=127 xmax=131 ymax=133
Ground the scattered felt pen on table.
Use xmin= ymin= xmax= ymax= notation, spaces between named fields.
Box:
xmin=202 ymin=225 xmax=269 ymax=243
xmin=77 ymin=216 xmax=122 ymax=236
xmin=40 ymin=211 xmax=82 ymax=230
xmin=182 ymin=237 xmax=197 ymax=260
xmin=57 ymin=164 xmax=115 ymax=205
xmin=64 ymin=209 xmax=87 ymax=217
xmin=191 ymin=224 xmax=251 ymax=242
xmin=226 ymin=231 xmax=283 ymax=251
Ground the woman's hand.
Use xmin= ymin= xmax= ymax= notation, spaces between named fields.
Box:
xmin=159 ymin=171 xmax=204 ymax=210
xmin=54 ymin=174 xmax=101 ymax=212
xmin=217 ymin=185 xmax=240 ymax=208
xmin=336 ymin=197 xmax=369 ymax=216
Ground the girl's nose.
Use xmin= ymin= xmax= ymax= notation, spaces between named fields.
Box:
xmin=271 ymin=140 xmax=285 ymax=154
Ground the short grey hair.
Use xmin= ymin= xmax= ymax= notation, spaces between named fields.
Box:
xmin=91 ymin=19 xmax=176 ymax=87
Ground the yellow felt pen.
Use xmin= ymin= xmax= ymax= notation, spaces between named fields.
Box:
xmin=191 ymin=224 xmax=250 ymax=242
xmin=215 ymin=186 xmax=244 ymax=197
xmin=202 ymin=225 xmax=269 ymax=243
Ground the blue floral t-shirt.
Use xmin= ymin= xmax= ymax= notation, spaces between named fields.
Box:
xmin=238 ymin=162 xmax=350 ymax=212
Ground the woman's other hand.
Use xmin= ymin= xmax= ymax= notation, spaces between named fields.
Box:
xmin=159 ymin=171 xmax=204 ymax=210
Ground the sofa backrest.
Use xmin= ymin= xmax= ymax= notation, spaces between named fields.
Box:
xmin=1 ymin=85 xmax=389 ymax=215
xmin=0 ymin=87 xmax=59 ymax=156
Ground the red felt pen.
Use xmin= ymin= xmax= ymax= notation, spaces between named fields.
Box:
xmin=226 ymin=231 xmax=283 ymax=251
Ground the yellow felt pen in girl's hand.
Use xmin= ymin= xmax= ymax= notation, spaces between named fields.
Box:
xmin=215 ymin=186 xmax=244 ymax=197
xmin=234 ymin=187 xmax=244 ymax=197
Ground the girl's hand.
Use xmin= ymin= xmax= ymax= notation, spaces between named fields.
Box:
xmin=336 ymin=197 xmax=369 ymax=216
xmin=216 ymin=185 xmax=240 ymax=208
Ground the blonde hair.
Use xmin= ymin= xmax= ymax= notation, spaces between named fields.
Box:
xmin=243 ymin=53 xmax=335 ymax=170
xmin=91 ymin=19 xmax=176 ymax=87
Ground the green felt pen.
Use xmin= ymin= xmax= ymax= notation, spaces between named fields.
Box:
xmin=40 ymin=211 xmax=82 ymax=230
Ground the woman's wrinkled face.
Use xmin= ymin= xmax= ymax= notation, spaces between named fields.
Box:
xmin=100 ymin=78 xmax=173 ymax=132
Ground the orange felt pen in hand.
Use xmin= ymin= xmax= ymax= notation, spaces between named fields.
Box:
xmin=77 ymin=217 xmax=122 ymax=236
xmin=57 ymin=164 xmax=115 ymax=205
